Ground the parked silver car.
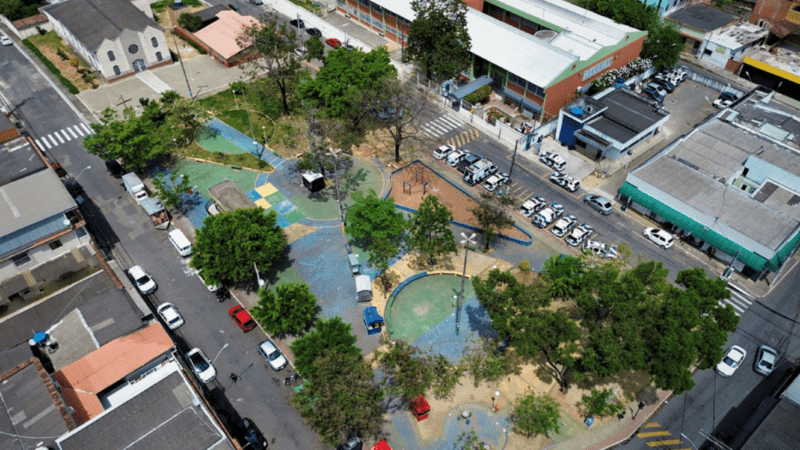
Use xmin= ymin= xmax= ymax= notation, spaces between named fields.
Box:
xmin=584 ymin=194 xmax=613 ymax=215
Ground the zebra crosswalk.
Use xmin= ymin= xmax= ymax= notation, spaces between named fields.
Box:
xmin=420 ymin=115 xmax=464 ymax=139
xmin=34 ymin=123 xmax=93 ymax=150
xmin=721 ymin=286 xmax=754 ymax=316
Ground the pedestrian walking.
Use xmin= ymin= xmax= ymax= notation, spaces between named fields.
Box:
xmin=230 ymin=372 xmax=239 ymax=383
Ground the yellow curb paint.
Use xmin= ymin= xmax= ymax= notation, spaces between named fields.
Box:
xmin=637 ymin=430 xmax=671 ymax=438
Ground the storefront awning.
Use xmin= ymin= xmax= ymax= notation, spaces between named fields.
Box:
xmin=448 ymin=75 xmax=493 ymax=101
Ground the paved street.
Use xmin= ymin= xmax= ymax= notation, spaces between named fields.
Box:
xmin=0 ymin=35 xmax=328 ymax=449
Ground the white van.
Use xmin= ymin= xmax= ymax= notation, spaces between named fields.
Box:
xmin=168 ymin=229 xmax=192 ymax=257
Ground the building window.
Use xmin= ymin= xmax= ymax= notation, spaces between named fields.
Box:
xmin=128 ymin=44 xmax=139 ymax=55
xmin=156 ymin=51 xmax=163 ymax=61
xmin=49 ymin=240 xmax=63 ymax=250
xmin=151 ymin=37 xmax=158 ymax=48
xmin=12 ymin=253 xmax=31 ymax=267
xmin=113 ymin=65 xmax=121 ymax=75
xmin=582 ymin=56 xmax=613 ymax=81
xmin=107 ymin=50 xmax=115 ymax=61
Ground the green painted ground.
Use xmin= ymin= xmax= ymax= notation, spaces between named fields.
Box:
xmin=173 ymin=159 xmax=259 ymax=198
xmin=389 ymin=274 xmax=475 ymax=345
xmin=290 ymin=158 xmax=385 ymax=220
xmin=195 ymin=126 xmax=246 ymax=154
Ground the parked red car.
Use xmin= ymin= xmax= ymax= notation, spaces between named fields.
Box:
xmin=229 ymin=305 xmax=256 ymax=331
xmin=325 ymin=38 xmax=342 ymax=49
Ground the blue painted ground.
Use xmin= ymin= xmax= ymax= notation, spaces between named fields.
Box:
xmin=146 ymin=167 xmax=211 ymax=230
xmin=205 ymin=119 xmax=283 ymax=165
xmin=411 ymin=295 xmax=498 ymax=364
xmin=386 ymin=397 xmax=511 ymax=450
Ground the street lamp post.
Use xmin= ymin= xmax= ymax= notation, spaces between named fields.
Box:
xmin=232 ymin=90 xmax=239 ymax=109
xmin=71 ymin=165 xmax=92 ymax=185
xmin=237 ymin=84 xmax=258 ymax=149
xmin=328 ymin=148 xmax=345 ymax=223
xmin=212 ymin=343 xmax=229 ymax=364
xmin=456 ymin=232 xmax=477 ymax=335
xmin=262 ymin=125 xmax=267 ymax=144
xmin=254 ymin=262 xmax=265 ymax=289
xmin=680 ymin=433 xmax=699 ymax=450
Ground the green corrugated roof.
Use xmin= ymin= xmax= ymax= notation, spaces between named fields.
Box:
xmin=619 ymin=182 xmax=777 ymax=271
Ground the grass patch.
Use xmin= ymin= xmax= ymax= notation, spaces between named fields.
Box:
xmin=28 ymin=32 xmax=98 ymax=91
xmin=151 ymin=0 xmax=200 ymax=12
xmin=288 ymin=0 xmax=323 ymax=13
xmin=179 ymin=141 xmax=273 ymax=171
xmin=22 ymin=37 xmax=80 ymax=94
xmin=216 ymin=109 xmax=275 ymax=144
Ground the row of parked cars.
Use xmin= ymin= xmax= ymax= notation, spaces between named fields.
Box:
xmin=433 ymin=144 xmax=510 ymax=191
xmin=642 ymin=67 xmax=688 ymax=103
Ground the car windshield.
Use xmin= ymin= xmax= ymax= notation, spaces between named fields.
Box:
xmin=268 ymin=350 xmax=281 ymax=361
xmin=723 ymin=356 xmax=737 ymax=367
xmin=758 ymin=360 xmax=773 ymax=370
xmin=191 ymin=354 xmax=209 ymax=370
xmin=136 ymin=275 xmax=149 ymax=285
xmin=168 ymin=315 xmax=180 ymax=325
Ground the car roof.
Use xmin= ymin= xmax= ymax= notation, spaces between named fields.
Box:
xmin=129 ymin=265 xmax=146 ymax=276
xmin=259 ymin=340 xmax=277 ymax=352
xmin=230 ymin=306 xmax=253 ymax=322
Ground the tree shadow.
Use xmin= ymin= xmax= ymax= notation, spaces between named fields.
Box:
xmin=75 ymin=185 xmax=121 ymax=257
xmin=464 ymin=303 xmax=498 ymax=339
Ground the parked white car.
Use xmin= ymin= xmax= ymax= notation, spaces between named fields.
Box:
xmin=128 ymin=265 xmax=157 ymax=295
xmin=186 ymin=348 xmax=216 ymax=383
xmin=520 ymin=196 xmax=546 ymax=217
xmin=583 ymin=240 xmax=618 ymax=259
xmin=565 ymin=223 xmax=593 ymax=246
xmin=197 ymin=270 xmax=220 ymax=292
xmin=483 ymin=172 xmax=510 ymax=192
xmin=716 ymin=345 xmax=746 ymax=377
xmin=643 ymin=228 xmax=676 ymax=249
xmin=432 ymin=144 xmax=455 ymax=160
xmin=550 ymin=172 xmax=580 ymax=192
xmin=0 ymin=34 xmax=12 ymax=46
xmin=258 ymin=340 xmax=288 ymax=371
xmin=157 ymin=303 xmax=184 ymax=330
xmin=532 ymin=203 xmax=564 ymax=228
xmin=539 ymin=151 xmax=566 ymax=172
xmin=551 ymin=214 xmax=577 ymax=238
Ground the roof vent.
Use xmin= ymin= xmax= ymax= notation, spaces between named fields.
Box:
xmin=534 ymin=30 xmax=558 ymax=42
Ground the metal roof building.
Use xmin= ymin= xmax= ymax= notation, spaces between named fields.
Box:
xmin=618 ymin=88 xmax=800 ymax=276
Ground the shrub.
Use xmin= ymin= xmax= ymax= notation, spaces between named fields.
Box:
xmin=581 ymin=388 xmax=623 ymax=418
xmin=519 ymin=260 xmax=531 ymax=272
xmin=464 ymin=84 xmax=492 ymax=104
xmin=22 ymin=39 xmax=79 ymax=94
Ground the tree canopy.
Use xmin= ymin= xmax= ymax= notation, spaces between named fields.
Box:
xmin=510 ymin=393 xmax=561 ymax=438
xmin=178 ymin=13 xmax=203 ymax=32
xmin=151 ymin=171 xmax=192 ymax=209
xmin=577 ymin=0 xmax=682 ymax=70
xmin=83 ymin=107 xmax=170 ymax=172
xmin=251 ymin=282 xmax=318 ymax=336
xmin=298 ymin=47 xmax=396 ymax=129
xmin=406 ymin=0 xmax=472 ymax=81
xmin=289 ymin=317 xmax=361 ymax=381
xmin=190 ymin=208 xmax=287 ymax=285
xmin=472 ymin=193 xmax=514 ymax=250
xmin=346 ymin=189 xmax=406 ymax=278
xmin=406 ymin=195 xmax=456 ymax=265
xmin=239 ymin=17 xmax=303 ymax=116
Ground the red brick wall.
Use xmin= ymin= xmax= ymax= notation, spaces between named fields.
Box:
xmin=462 ymin=0 xmax=484 ymax=11
xmin=506 ymin=82 xmax=524 ymax=95
xmin=751 ymin=0 xmax=791 ymax=24
xmin=385 ymin=15 xmax=397 ymax=28
xmin=540 ymin=35 xmax=645 ymax=121
xmin=726 ymin=59 xmax=743 ymax=74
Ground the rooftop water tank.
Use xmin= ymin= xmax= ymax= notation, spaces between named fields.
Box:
xmin=570 ymin=107 xmax=584 ymax=117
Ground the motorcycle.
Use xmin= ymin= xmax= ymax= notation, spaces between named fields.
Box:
xmin=216 ymin=286 xmax=230 ymax=302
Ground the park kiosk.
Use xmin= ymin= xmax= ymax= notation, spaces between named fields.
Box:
xmin=301 ymin=172 xmax=324 ymax=192
xmin=355 ymin=275 xmax=372 ymax=302
xmin=410 ymin=395 xmax=430 ymax=421
xmin=362 ymin=306 xmax=384 ymax=335
xmin=372 ymin=441 xmax=392 ymax=450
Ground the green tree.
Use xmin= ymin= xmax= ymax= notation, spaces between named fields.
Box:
xmin=471 ymin=192 xmax=514 ymax=250
xmin=453 ymin=430 xmax=481 ymax=450
xmin=367 ymin=78 xmax=430 ymax=162
xmin=641 ymin=22 xmax=683 ymax=70
xmin=239 ymin=16 xmax=303 ymax=116
xmin=177 ymin=13 xmax=203 ymax=32
xmin=151 ymin=171 xmax=192 ymax=209
xmin=251 ymin=282 xmax=318 ymax=336
xmin=510 ymin=393 xmax=561 ymax=438
xmin=290 ymin=317 xmax=361 ymax=380
xmin=581 ymin=388 xmax=623 ymax=418
xmin=406 ymin=0 xmax=472 ymax=81
xmin=83 ymin=107 xmax=169 ymax=172
xmin=346 ymin=189 xmax=406 ymax=280
xmin=190 ymin=208 xmax=287 ymax=285
xmin=298 ymin=47 xmax=397 ymax=129
xmin=376 ymin=341 xmax=433 ymax=402
xmin=305 ymin=35 xmax=324 ymax=60
xmin=406 ymin=195 xmax=456 ymax=265
xmin=164 ymin=96 xmax=207 ymax=145
xmin=0 ymin=0 xmax=43 ymax=21
xmin=293 ymin=351 xmax=384 ymax=445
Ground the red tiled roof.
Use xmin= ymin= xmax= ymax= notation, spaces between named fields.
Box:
xmin=12 ymin=14 xmax=46 ymax=28
xmin=194 ymin=10 xmax=259 ymax=59
xmin=53 ymin=323 xmax=173 ymax=424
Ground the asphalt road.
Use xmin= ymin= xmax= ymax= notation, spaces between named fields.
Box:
xmin=0 ymin=40 xmax=328 ymax=449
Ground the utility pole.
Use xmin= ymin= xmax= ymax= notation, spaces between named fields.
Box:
xmin=172 ymin=34 xmax=194 ymax=100
xmin=455 ymin=233 xmax=477 ymax=335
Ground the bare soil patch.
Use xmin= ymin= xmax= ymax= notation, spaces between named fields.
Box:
xmin=29 ymin=32 xmax=98 ymax=91
xmin=392 ymin=162 xmax=529 ymax=242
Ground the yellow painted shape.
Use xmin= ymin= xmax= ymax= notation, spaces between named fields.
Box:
xmin=637 ymin=430 xmax=671 ymax=438
xmin=254 ymin=198 xmax=272 ymax=209
xmin=256 ymin=183 xmax=278 ymax=197
xmin=647 ymin=439 xmax=682 ymax=447
xmin=643 ymin=423 xmax=661 ymax=428
xmin=743 ymin=56 xmax=800 ymax=85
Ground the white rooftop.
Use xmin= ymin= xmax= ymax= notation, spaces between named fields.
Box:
xmin=709 ymin=22 xmax=768 ymax=50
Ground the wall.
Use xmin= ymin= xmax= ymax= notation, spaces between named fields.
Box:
xmin=699 ymin=41 xmax=732 ymax=67
xmin=0 ymin=14 xmax=53 ymax=40
xmin=750 ymin=0 xmax=792 ymax=26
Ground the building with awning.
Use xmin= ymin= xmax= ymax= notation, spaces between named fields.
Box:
xmin=446 ymin=75 xmax=493 ymax=102
xmin=336 ymin=0 xmax=647 ymax=121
